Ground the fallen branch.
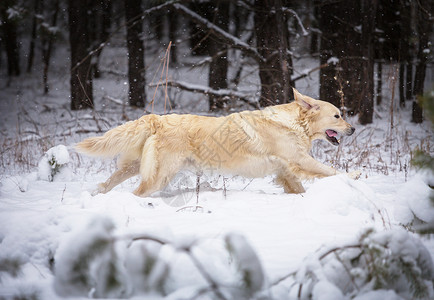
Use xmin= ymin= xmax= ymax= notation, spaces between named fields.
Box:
xmin=149 ymin=80 xmax=260 ymax=109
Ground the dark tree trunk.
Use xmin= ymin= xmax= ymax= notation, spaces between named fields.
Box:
xmin=405 ymin=62 xmax=413 ymax=100
xmin=0 ymin=0 xmax=20 ymax=77
xmin=376 ymin=59 xmax=382 ymax=106
xmin=124 ymin=0 xmax=145 ymax=107
xmin=398 ymin=0 xmax=413 ymax=107
xmin=189 ymin=3 xmax=213 ymax=56
xmin=402 ymin=0 xmax=414 ymax=101
xmin=399 ymin=62 xmax=405 ymax=107
xmin=69 ymin=0 xmax=93 ymax=110
xmin=411 ymin=0 xmax=431 ymax=123
xmin=27 ymin=0 xmax=41 ymax=73
xmin=208 ymin=1 xmax=229 ymax=111
xmin=255 ymin=0 xmax=293 ymax=107
xmin=168 ymin=8 xmax=178 ymax=64
xmin=319 ymin=0 xmax=362 ymax=109
xmin=89 ymin=0 xmax=112 ymax=78
xmin=42 ymin=0 xmax=60 ymax=94
xmin=319 ymin=0 xmax=376 ymax=120
xmin=358 ymin=0 xmax=377 ymax=124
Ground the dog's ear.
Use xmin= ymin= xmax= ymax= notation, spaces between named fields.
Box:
xmin=293 ymin=88 xmax=320 ymax=111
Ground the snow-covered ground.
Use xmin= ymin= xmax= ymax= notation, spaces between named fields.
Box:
xmin=0 ymin=37 xmax=433 ymax=299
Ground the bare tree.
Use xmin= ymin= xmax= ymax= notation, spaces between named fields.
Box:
xmin=42 ymin=0 xmax=60 ymax=94
xmin=124 ymin=0 xmax=146 ymax=108
xmin=208 ymin=1 xmax=229 ymax=111
xmin=69 ymin=0 xmax=93 ymax=110
xmin=27 ymin=0 xmax=42 ymax=73
xmin=89 ymin=0 xmax=112 ymax=78
xmin=358 ymin=0 xmax=377 ymax=124
xmin=412 ymin=0 xmax=432 ymax=123
xmin=255 ymin=0 xmax=294 ymax=106
xmin=319 ymin=0 xmax=363 ymax=111
xmin=319 ymin=0 xmax=376 ymax=124
xmin=0 ymin=0 xmax=21 ymax=77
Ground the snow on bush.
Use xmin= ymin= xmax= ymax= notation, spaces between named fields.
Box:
xmin=124 ymin=240 xmax=170 ymax=295
xmin=295 ymin=228 xmax=434 ymax=300
xmin=225 ymin=232 xmax=265 ymax=297
xmin=29 ymin=212 xmax=434 ymax=300
xmin=53 ymin=216 xmax=268 ymax=299
xmin=53 ymin=216 xmax=127 ymax=298
xmin=37 ymin=145 xmax=72 ymax=182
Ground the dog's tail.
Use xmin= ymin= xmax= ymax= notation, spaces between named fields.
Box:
xmin=75 ymin=116 xmax=155 ymax=158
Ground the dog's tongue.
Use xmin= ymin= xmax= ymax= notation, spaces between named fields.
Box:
xmin=326 ymin=130 xmax=337 ymax=137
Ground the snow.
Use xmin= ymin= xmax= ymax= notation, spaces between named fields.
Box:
xmin=37 ymin=145 xmax=72 ymax=182
xmin=1 ymin=170 xmax=433 ymax=299
xmin=0 ymin=21 xmax=433 ymax=300
xmin=327 ymin=57 xmax=339 ymax=65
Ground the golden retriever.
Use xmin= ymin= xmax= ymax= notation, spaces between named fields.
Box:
xmin=76 ymin=89 xmax=361 ymax=197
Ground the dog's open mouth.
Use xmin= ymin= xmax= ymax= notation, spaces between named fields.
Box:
xmin=325 ymin=129 xmax=340 ymax=146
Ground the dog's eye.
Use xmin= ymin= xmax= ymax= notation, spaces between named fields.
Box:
xmin=334 ymin=114 xmax=340 ymax=119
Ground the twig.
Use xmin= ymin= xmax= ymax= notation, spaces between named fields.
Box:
xmin=186 ymin=249 xmax=229 ymax=300
xmin=147 ymin=43 xmax=173 ymax=113
xmin=61 ymin=184 xmax=66 ymax=203
xmin=104 ymin=95 xmax=124 ymax=105
xmin=126 ymin=233 xmax=227 ymax=299
xmin=319 ymin=244 xmax=361 ymax=260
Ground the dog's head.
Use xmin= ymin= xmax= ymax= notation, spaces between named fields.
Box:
xmin=293 ymin=88 xmax=355 ymax=146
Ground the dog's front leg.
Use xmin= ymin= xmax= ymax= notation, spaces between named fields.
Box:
xmin=290 ymin=155 xmax=347 ymax=179
xmin=291 ymin=155 xmax=361 ymax=180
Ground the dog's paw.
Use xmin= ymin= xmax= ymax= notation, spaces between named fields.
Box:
xmin=91 ymin=188 xmax=100 ymax=196
xmin=90 ymin=183 xmax=105 ymax=196
xmin=347 ymin=170 xmax=362 ymax=180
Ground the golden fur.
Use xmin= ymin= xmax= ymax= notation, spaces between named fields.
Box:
xmin=76 ymin=89 xmax=361 ymax=197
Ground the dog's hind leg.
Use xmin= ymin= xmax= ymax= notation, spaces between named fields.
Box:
xmin=95 ymin=160 xmax=140 ymax=195
xmin=133 ymin=160 xmax=183 ymax=197
xmin=133 ymin=136 xmax=184 ymax=197
xmin=276 ymin=172 xmax=305 ymax=194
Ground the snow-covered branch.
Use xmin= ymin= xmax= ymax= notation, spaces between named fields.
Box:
xmin=282 ymin=7 xmax=309 ymax=36
xmin=149 ymin=80 xmax=260 ymax=109
xmin=291 ymin=63 xmax=329 ymax=82
xmin=171 ymin=3 xmax=265 ymax=63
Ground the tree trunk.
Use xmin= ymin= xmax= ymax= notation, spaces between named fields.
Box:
xmin=0 ymin=0 xmax=20 ymax=77
xmin=411 ymin=0 xmax=431 ymax=123
xmin=69 ymin=0 xmax=93 ymax=110
xmin=27 ymin=0 xmax=41 ymax=73
xmin=189 ymin=3 xmax=212 ymax=56
xmin=255 ymin=0 xmax=293 ymax=107
xmin=208 ymin=1 xmax=229 ymax=111
xmin=402 ymin=0 xmax=414 ymax=101
xmin=399 ymin=62 xmax=405 ymax=107
xmin=124 ymin=0 xmax=146 ymax=108
xmin=89 ymin=0 xmax=112 ymax=78
xmin=319 ymin=0 xmax=362 ymax=108
xmin=168 ymin=8 xmax=178 ymax=64
xmin=358 ymin=0 xmax=377 ymax=124
xmin=42 ymin=0 xmax=60 ymax=94
xmin=376 ymin=59 xmax=382 ymax=106
xmin=319 ymin=0 xmax=378 ymax=120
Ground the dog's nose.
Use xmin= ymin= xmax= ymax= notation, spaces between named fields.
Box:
xmin=350 ymin=127 xmax=355 ymax=134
